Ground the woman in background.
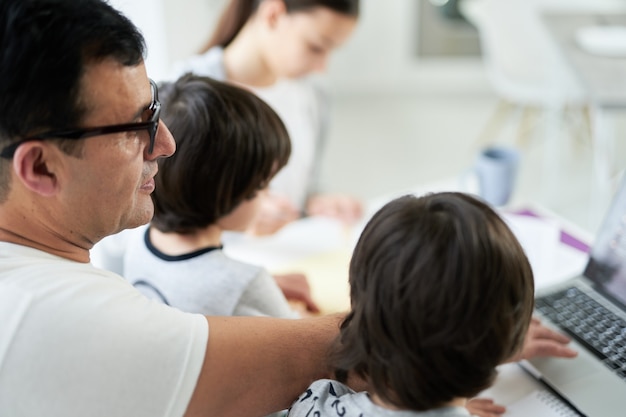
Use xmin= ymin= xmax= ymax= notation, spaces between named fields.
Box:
xmin=172 ymin=0 xmax=363 ymax=235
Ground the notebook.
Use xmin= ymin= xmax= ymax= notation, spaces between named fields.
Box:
xmin=506 ymin=389 xmax=581 ymax=417
xmin=520 ymin=174 xmax=626 ymax=417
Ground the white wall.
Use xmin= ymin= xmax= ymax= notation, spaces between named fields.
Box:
xmin=161 ymin=0 xmax=226 ymax=68
xmin=109 ymin=0 xmax=489 ymax=93
xmin=107 ymin=0 xmax=169 ymax=80
xmin=326 ymin=0 xmax=488 ymax=94
xmin=108 ymin=0 xmax=225 ymax=81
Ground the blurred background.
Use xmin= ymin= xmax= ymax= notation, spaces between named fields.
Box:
xmin=110 ymin=0 xmax=626 ymax=235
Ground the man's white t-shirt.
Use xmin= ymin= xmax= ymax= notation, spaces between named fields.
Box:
xmin=0 ymin=242 xmax=208 ymax=417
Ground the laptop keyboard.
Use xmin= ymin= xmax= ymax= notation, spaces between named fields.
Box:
xmin=535 ymin=286 xmax=626 ymax=380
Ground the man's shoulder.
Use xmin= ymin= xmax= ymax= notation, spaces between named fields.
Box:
xmin=2 ymin=240 xmax=118 ymax=269
xmin=0 ymin=240 xmax=206 ymax=332
xmin=0 ymin=242 xmax=208 ymax=417
xmin=0 ymin=241 xmax=116 ymax=277
xmin=0 ymin=241 xmax=129 ymax=305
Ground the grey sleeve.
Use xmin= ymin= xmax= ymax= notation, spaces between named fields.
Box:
xmin=234 ymin=269 xmax=299 ymax=319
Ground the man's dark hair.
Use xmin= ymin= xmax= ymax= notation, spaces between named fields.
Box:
xmin=151 ymin=74 xmax=291 ymax=234
xmin=0 ymin=0 xmax=146 ymax=147
xmin=333 ymin=192 xmax=534 ymax=410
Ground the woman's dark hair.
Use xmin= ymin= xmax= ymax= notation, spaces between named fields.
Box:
xmin=334 ymin=192 xmax=534 ymax=410
xmin=151 ymin=73 xmax=291 ymax=234
xmin=202 ymin=0 xmax=360 ymax=51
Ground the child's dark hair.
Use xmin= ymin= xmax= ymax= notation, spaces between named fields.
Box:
xmin=151 ymin=74 xmax=291 ymax=234
xmin=334 ymin=192 xmax=534 ymax=410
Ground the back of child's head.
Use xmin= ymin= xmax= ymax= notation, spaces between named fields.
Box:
xmin=151 ymin=73 xmax=291 ymax=233
xmin=334 ymin=192 xmax=534 ymax=410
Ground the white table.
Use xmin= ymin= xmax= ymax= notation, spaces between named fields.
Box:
xmin=224 ymin=178 xmax=590 ymax=315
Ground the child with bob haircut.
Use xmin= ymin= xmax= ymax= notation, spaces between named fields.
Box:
xmin=288 ymin=192 xmax=536 ymax=416
xmin=123 ymin=73 xmax=299 ymax=318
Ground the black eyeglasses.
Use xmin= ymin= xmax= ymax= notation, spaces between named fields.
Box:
xmin=0 ymin=79 xmax=161 ymax=159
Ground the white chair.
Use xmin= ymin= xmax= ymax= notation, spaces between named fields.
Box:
xmin=460 ymin=0 xmax=590 ymax=146
xmin=459 ymin=0 xmax=626 ymax=207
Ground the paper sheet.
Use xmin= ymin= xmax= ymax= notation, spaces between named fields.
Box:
xmin=477 ymin=364 xmax=580 ymax=417
xmin=505 ymin=390 xmax=580 ymax=417
xmin=271 ymin=249 xmax=352 ymax=314
xmin=223 ymin=216 xmax=355 ymax=270
xmin=223 ymin=217 xmax=354 ymax=314
xmin=502 ymin=213 xmax=588 ymax=291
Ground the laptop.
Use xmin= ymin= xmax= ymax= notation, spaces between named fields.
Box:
xmin=520 ymin=175 xmax=626 ymax=417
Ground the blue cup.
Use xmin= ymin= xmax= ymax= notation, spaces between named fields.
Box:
xmin=468 ymin=146 xmax=521 ymax=206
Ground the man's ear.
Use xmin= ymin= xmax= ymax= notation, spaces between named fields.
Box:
xmin=257 ymin=0 xmax=288 ymax=29
xmin=12 ymin=142 xmax=60 ymax=197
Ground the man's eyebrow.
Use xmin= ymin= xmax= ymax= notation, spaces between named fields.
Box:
xmin=130 ymin=82 xmax=155 ymax=120
xmin=129 ymin=99 xmax=151 ymax=121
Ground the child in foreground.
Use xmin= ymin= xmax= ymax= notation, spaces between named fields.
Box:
xmin=123 ymin=73 xmax=301 ymax=318
xmin=288 ymin=192 xmax=535 ymax=417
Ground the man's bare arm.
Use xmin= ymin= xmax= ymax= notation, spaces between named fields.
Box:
xmin=185 ymin=314 xmax=343 ymax=417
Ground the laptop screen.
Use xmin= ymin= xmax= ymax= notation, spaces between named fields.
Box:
xmin=584 ymin=176 xmax=626 ymax=308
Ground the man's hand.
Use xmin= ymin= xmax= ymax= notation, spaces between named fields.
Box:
xmin=508 ymin=317 xmax=578 ymax=362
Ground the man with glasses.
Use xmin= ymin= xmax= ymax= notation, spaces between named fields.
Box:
xmin=0 ymin=1 xmax=340 ymax=416
xmin=0 ymin=79 xmax=161 ymax=158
